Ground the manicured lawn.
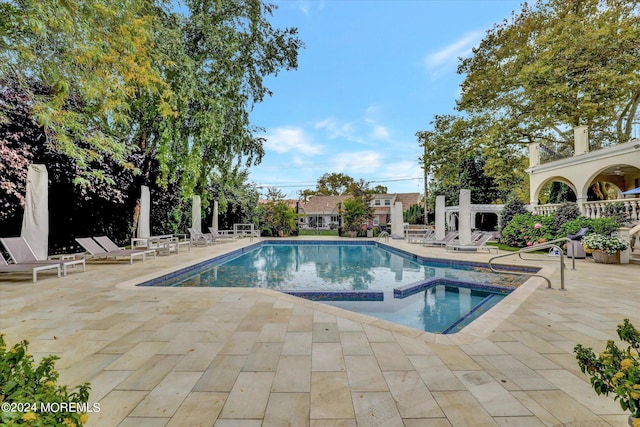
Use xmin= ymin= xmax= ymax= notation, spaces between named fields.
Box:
xmin=298 ymin=229 xmax=339 ymax=236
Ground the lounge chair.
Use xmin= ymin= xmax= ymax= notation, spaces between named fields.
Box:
xmin=189 ymin=228 xmax=213 ymax=246
xmin=209 ymin=227 xmax=237 ymax=242
xmin=0 ymin=251 xmax=61 ymax=283
xmin=423 ymin=231 xmax=459 ymax=246
xmin=0 ymin=237 xmax=86 ymax=275
xmin=445 ymin=232 xmax=498 ymax=253
xmin=76 ymin=237 xmax=150 ymax=264
xmin=94 ymin=236 xmax=157 ymax=259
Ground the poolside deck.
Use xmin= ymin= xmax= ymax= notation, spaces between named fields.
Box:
xmin=1 ymin=236 xmax=638 ymax=426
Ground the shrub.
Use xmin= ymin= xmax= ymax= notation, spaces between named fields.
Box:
xmin=0 ymin=334 xmax=91 ymax=426
xmin=556 ymin=217 xmax=621 ymax=239
xmin=552 ymin=202 xmax=581 ymax=233
xmin=603 ymin=201 xmax=628 ymax=225
xmin=574 ymin=319 xmax=640 ymax=420
xmin=500 ymin=212 xmax=554 ymax=248
xmin=499 ymin=193 xmax=528 ymax=229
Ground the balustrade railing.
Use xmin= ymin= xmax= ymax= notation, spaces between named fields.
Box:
xmin=533 ymin=198 xmax=640 ymax=223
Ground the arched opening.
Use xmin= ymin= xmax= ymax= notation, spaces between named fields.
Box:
xmin=537 ymin=180 xmax=577 ymax=204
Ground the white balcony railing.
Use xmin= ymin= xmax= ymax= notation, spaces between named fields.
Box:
xmin=534 ymin=198 xmax=640 ymax=222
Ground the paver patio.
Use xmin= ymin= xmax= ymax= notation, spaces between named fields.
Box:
xmin=1 ymin=236 xmax=638 ymax=426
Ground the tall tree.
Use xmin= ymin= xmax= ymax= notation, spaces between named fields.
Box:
xmin=457 ymin=0 xmax=640 ymax=149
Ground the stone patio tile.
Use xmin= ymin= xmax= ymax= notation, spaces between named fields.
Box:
xmin=282 ymin=331 xmax=313 ymax=355
xmin=362 ymin=324 xmax=396 ymax=342
xmin=288 ymin=314 xmax=314 ymax=332
xmin=402 ymin=419 xmax=451 ymax=427
xmin=454 ymin=371 xmax=531 ymax=416
xmin=263 ymin=392 xmax=310 ymax=427
xmin=336 ymin=316 xmax=364 ymax=332
xmin=351 ymin=391 xmax=403 ymax=427
xmin=310 ymin=372 xmax=355 ymax=419
xmin=393 ymin=333 xmax=434 ymax=355
xmin=257 ymin=322 xmax=289 ymax=342
xmin=219 ymin=371 xmax=275 ymax=419
xmin=370 ymin=342 xmax=414 ymax=371
xmin=104 ymin=341 xmax=167 ymax=371
xmin=494 ymin=341 xmax=562 ymax=370
xmin=309 ymin=420 xmax=357 ymax=427
xmin=272 ymin=355 xmax=311 ymax=392
xmin=481 ymin=354 xmax=556 ymax=390
xmin=193 ymin=355 xmax=246 ymax=392
xmin=344 ymin=355 xmax=387 ymax=391
xmin=312 ymin=342 xmax=345 ymax=372
xmin=242 ymin=342 xmax=283 ymax=372
xmin=383 ymin=371 xmax=444 ymax=418
xmin=174 ymin=342 xmax=224 ymax=371
xmin=57 ymin=353 xmax=119 ymax=387
xmin=432 ymin=390 xmax=497 ymax=426
xmin=86 ymin=390 xmax=148 ymax=427
xmin=494 ymin=416 xmax=546 ymax=426
xmin=115 ymin=355 xmax=181 ymax=391
xmin=82 ymin=369 xmax=131 ymax=402
xmin=98 ymin=329 xmax=154 ymax=354
xmin=523 ymin=390 xmax=609 ymax=424
xmin=130 ymin=371 xmax=202 ymax=417
xmin=537 ymin=369 xmax=621 ymax=414
xmin=166 ymin=392 xmax=226 ymax=427
xmin=339 ymin=331 xmax=373 ymax=355
xmin=117 ymin=418 xmax=169 ymax=427
xmin=411 ymin=354 xmax=466 ymax=392
xmin=313 ymin=321 xmax=341 ymax=342
xmin=430 ymin=343 xmax=483 ymax=370
xmin=219 ymin=331 xmax=259 ymax=355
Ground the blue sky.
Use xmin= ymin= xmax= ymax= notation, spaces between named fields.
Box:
xmin=249 ymin=0 xmax=524 ymax=198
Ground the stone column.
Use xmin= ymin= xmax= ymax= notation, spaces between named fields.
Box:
xmin=391 ymin=201 xmax=404 ymax=238
xmin=435 ymin=196 xmax=446 ymax=240
xmin=529 ymin=142 xmax=540 ymax=168
xmin=574 ymin=125 xmax=589 ymax=155
xmin=212 ymin=200 xmax=219 ymax=231
xmin=459 ymin=189 xmax=472 ymax=245
xmin=617 ymin=227 xmax=631 ymax=264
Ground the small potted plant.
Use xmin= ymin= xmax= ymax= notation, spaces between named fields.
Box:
xmin=582 ymin=233 xmax=629 ymax=263
xmin=574 ymin=319 xmax=640 ymax=426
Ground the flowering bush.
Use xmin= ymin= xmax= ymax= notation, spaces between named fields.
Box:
xmin=0 ymin=333 xmax=91 ymax=426
xmin=582 ymin=233 xmax=629 ymax=255
xmin=500 ymin=213 xmax=554 ymax=248
xmin=574 ymin=319 xmax=640 ymax=422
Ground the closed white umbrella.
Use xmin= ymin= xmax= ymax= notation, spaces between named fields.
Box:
xmin=192 ymin=195 xmax=202 ymax=233
xmin=21 ymin=164 xmax=48 ymax=260
xmin=137 ymin=185 xmax=151 ymax=238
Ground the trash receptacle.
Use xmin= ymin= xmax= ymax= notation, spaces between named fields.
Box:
xmin=567 ymin=227 xmax=588 ymax=259
xmin=567 ymin=240 xmax=585 ymax=258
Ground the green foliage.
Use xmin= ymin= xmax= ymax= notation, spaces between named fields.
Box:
xmin=0 ymin=333 xmax=91 ymax=426
xmin=603 ymin=202 xmax=629 ymax=225
xmin=403 ymin=204 xmax=424 ymax=225
xmin=556 ymin=217 xmax=621 ymax=238
xmin=499 ymin=193 xmax=528 ymax=229
xmin=258 ymin=201 xmax=297 ymax=237
xmin=552 ymin=202 xmax=581 ymax=233
xmin=458 ymin=0 xmax=640 ymax=149
xmin=574 ymin=319 xmax=640 ymax=418
xmin=500 ymin=212 xmax=555 ymax=248
xmin=341 ymin=197 xmax=368 ymax=232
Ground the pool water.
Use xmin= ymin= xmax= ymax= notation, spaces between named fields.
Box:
xmin=140 ymin=242 xmax=530 ymax=333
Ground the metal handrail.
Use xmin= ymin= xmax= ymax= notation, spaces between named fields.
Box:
xmin=489 ymin=242 xmax=567 ymax=290
xmin=516 ymin=237 xmax=576 ymax=271
xmin=377 ymin=231 xmax=390 ymax=243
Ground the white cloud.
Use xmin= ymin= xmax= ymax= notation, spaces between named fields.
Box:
xmin=264 ymin=126 xmax=324 ymax=155
xmin=331 ymin=151 xmax=383 ymax=174
xmin=370 ymin=125 xmax=390 ymax=140
xmin=314 ymin=118 xmax=361 ymax=142
xmin=422 ymin=30 xmax=485 ymax=78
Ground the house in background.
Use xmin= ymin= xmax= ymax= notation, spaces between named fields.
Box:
xmin=297 ymin=193 xmax=421 ymax=230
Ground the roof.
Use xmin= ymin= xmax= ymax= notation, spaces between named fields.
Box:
xmin=299 ymin=194 xmax=348 ymax=214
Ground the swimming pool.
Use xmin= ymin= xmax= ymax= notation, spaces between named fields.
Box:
xmin=139 ymin=241 xmax=534 ymax=333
